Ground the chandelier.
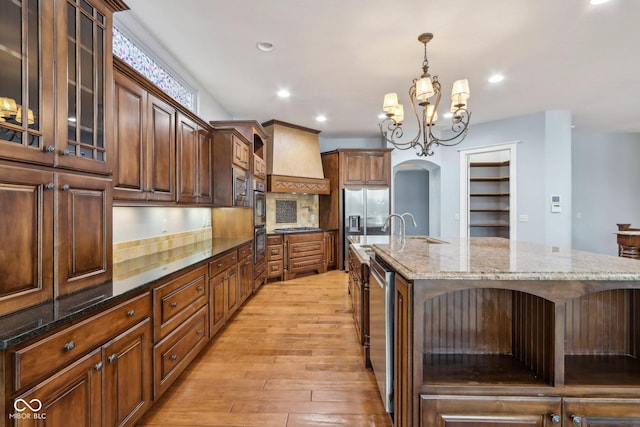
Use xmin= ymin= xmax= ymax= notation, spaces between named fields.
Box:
xmin=379 ymin=33 xmax=471 ymax=157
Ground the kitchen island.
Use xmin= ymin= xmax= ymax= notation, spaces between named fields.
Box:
xmin=371 ymin=237 xmax=640 ymax=427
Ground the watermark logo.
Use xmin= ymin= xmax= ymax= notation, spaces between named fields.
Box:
xmin=9 ymin=398 xmax=46 ymax=420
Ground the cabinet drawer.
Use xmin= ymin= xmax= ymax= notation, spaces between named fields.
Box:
xmin=267 ymin=235 xmax=283 ymax=246
xmin=289 ymin=241 xmax=324 ymax=258
xmin=238 ymin=242 xmax=253 ymax=260
xmin=268 ymin=261 xmax=283 ymax=278
xmin=254 ymin=259 xmax=267 ymax=277
xmin=289 ymin=254 xmax=324 ymax=273
xmin=14 ymin=292 xmax=151 ymax=390
xmin=268 ymin=245 xmax=283 ymax=261
xmin=153 ymin=305 xmax=209 ymax=399
xmin=153 ymin=264 xmax=208 ymax=341
xmin=209 ymin=250 xmax=238 ymax=278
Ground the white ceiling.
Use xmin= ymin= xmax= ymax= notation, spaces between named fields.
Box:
xmin=123 ymin=0 xmax=640 ymax=138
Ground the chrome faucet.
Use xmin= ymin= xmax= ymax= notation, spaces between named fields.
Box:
xmin=382 ymin=213 xmax=406 ymax=244
xmin=401 ymin=212 xmax=418 ymax=229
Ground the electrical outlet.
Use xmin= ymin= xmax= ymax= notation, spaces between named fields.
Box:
xmin=519 ymin=214 xmax=529 ymax=222
xmin=162 ymin=218 xmax=167 ymax=233
xmin=454 ymin=213 xmax=460 ymax=220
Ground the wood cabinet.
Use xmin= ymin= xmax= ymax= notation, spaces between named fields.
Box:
xmin=468 ymin=161 xmax=510 ymax=238
xmin=113 ymin=67 xmax=176 ymax=202
xmin=208 ymin=249 xmax=240 ymax=337
xmin=421 ymin=395 xmax=562 ymax=427
xmin=284 ymin=232 xmax=326 ymax=281
xmin=177 ymin=113 xmax=212 ymax=205
xmin=57 ymin=172 xmax=112 ymax=296
xmin=347 ymin=245 xmax=370 ymax=368
xmin=325 ymin=230 xmax=337 ymax=270
xmin=0 ymin=164 xmax=54 ymax=316
xmin=11 ymin=349 xmax=103 ymax=427
xmin=267 ymin=235 xmax=284 ymax=281
xmin=238 ymin=242 xmax=254 ymax=305
xmin=320 ymin=149 xmax=392 ymax=270
xmin=393 ymin=271 xmax=640 ymax=427
xmin=103 ymin=319 xmax=153 ymax=427
xmin=211 ymin=128 xmax=252 ymax=207
xmin=254 ymin=155 xmax=266 ymax=181
xmin=9 ymin=292 xmax=152 ymax=427
xmin=342 ymin=150 xmax=391 ymax=187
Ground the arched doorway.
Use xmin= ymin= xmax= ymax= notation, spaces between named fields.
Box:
xmin=393 ymin=160 xmax=441 ymax=237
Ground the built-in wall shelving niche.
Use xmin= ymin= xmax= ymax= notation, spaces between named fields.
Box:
xmin=468 ymin=159 xmax=510 ymax=238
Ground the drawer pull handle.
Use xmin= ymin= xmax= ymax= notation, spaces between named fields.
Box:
xmin=550 ymin=414 xmax=561 ymax=425
xmin=217 ymin=263 xmax=223 ymax=267
xmin=94 ymin=362 xmax=103 ymax=371
xmin=197 ymin=286 xmax=203 ymax=292
xmin=196 ymin=329 xmax=203 ymax=335
xmin=127 ymin=310 xmax=135 ymax=317
xmin=44 ymin=183 xmax=55 ymax=190
xmin=170 ymin=302 xmax=178 ymax=308
xmin=108 ymin=354 xmax=117 ymax=363
xmin=64 ymin=341 xmax=75 ymax=351
xmin=170 ymin=354 xmax=177 ymax=361
xmin=43 ymin=145 xmax=55 ymax=152
xmin=571 ymin=415 xmax=581 ymax=425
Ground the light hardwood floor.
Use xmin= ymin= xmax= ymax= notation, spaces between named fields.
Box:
xmin=137 ymin=270 xmax=392 ymax=427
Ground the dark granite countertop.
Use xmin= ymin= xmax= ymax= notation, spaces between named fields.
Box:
xmin=0 ymin=237 xmax=252 ymax=349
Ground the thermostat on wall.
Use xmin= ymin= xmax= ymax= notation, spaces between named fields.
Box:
xmin=551 ymin=195 xmax=561 ymax=213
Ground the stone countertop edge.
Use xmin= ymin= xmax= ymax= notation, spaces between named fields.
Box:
xmin=0 ymin=237 xmax=253 ymax=350
xmin=616 ymin=230 xmax=640 ymax=236
xmin=372 ymin=236 xmax=640 ymax=281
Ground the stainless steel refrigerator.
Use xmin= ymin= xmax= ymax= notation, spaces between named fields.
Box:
xmin=343 ymin=188 xmax=390 ymax=267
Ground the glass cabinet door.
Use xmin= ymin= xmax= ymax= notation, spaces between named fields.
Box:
xmin=0 ymin=0 xmax=55 ymax=165
xmin=57 ymin=0 xmax=113 ymax=174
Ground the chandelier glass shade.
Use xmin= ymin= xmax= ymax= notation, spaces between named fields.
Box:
xmin=379 ymin=33 xmax=471 ymax=157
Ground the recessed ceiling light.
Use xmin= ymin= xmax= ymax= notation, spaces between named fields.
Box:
xmin=590 ymin=0 xmax=610 ymax=4
xmin=256 ymin=41 xmax=274 ymax=52
xmin=488 ymin=74 xmax=505 ymax=83
xmin=316 ymin=115 xmax=327 ymax=122
xmin=277 ymin=89 xmax=290 ymax=98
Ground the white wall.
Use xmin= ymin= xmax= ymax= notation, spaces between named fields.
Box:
xmin=394 ymin=169 xmax=430 ymax=235
xmin=572 ymin=132 xmax=640 ymax=255
xmin=318 ymin=136 xmax=383 ymax=153
xmin=113 ymin=207 xmax=212 ymax=243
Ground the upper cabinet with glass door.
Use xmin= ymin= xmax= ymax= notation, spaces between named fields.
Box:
xmin=0 ymin=0 xmax=55 ymax=165
xmin=0 ymin=0 xmax=126 ymax=173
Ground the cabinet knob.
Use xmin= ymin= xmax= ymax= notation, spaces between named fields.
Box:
xmin=550 ymin=414 xmax=561 ymax=425
xmin=94 ymin=362 xmax=103 ymax=371
xmin=127 ymin=310 xmax=135 ymax=317
xmin=170 ymin=354 xmax=177 ymax=361
xmin=571 ymin=415 xmax=581 ymax=425
xmin=60 ymin=184 xmax=70 ymax=191
xmin=196 ymin=329 xmax=203 ymax=335
xmin=108 ymin=354 xmax=117 ymax=363
xmin=170 ymin=302 xmax=178 ymax=308
xmin=149 ymin=189 xmax=155 ymax=193
xmin=43 ymin=145 xmax=55 ymax=152
xmin=217 ymin=263 xmax=223 ymax=267
xmin=196 ymin=286 xmax=203 ymax=292
xmin=61 ymin=149 xmax=73 ymax=156
xmin=64 ymin=341 xmax=75 ymax=351
xmin=44 ymin=183 xmax=55 ymax=190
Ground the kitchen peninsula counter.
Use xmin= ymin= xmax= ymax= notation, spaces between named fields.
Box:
xmin=372 ymin=237 xmax=640 ymax=427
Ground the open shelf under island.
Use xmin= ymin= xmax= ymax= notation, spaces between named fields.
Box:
xmin=371 ymin=236 xmax=640 ymax=427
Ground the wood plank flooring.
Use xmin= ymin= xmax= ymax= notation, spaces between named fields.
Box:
xmin=137 ymin=270 xmax=392 ymax=427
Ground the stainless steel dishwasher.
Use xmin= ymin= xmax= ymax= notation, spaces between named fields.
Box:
xmin=369 ymin=255 xmax=395 ymax=413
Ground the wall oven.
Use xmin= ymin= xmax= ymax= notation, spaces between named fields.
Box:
xmin=254 ymin=190 xmax=266 ymax=227
xmin=254 ymin=226 xmax=266 ymax=263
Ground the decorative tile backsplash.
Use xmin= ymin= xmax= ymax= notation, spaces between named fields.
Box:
xmin=113 ymin=227 xmax=212 ymax=264
xmin=266 ymin=193 xmax=319 ymax=232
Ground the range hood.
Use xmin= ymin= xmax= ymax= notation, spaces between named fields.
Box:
xmin=262 ymin=120 xmax=330 ymax=194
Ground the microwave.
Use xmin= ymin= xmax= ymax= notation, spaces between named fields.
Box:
xmin=232 ymin=168 xmax=249 ymax=207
